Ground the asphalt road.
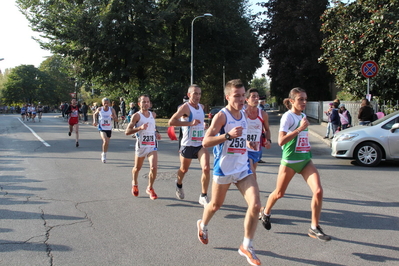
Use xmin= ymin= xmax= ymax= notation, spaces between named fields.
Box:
xmin=1 ymin=112 xmax=398 ymax=266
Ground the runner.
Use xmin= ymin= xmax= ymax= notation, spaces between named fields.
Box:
xmin=37 ymin=102 xmax=43 ymax=122
xmin=93 ymin=98 xmax=117 ymax=163
xmin=20 ymin=104 xmax=27 ymax=121
xmin=125 ymin=94 xmax=161 ymax=200
xmin=244 ymin=88 xmax=272 ymax=179
xmin=27 ymin=104 xmax=32 ymax=121
xmin=196 ymin=79 xmax=262 ymax=266
xmin=65 ymin=98 xmax=81 ymax=147
xmin=30 ymin=104 xmax=37 ymax=123
xmin=259 ymin=87 xmax=331 ymax=242
xmin=168 ymin=84 xmax=210 ymax=206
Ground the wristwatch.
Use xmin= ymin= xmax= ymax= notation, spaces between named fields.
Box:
xmin=225 ymin=133 xmax=232 ymax=140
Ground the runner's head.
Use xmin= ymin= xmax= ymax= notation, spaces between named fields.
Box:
xmin=102 ymin=98 xmax=110 ymax=107
xmin=245 ymin=88 xmax=260 ymax=107
xmin=187 ymin=84 xmax=201 ymax=105
xmin=225 ymin=79 xmax=246 ymax=111
xmin=138 ymin=94 xmax=151 ymax=111
xmin=71 ymin=98 xmax=77 ymax=105
xmin=283 ymin=87 xmax=307 ymax=111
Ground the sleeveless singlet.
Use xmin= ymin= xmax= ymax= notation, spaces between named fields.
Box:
xmin=98 ymin=107 xmax=113 ymax=131
xmin=280 ymin=110 xmax=311 ymax=161
xmin=246 ymin=108 xmax=263 ymax=152
xmin=135 ymin=111 xmax=157 ymax=149
xmin=213 ymin=108 xmax=248 ymax=176
xmin=180 ymin=103 xmax=205 ymax=147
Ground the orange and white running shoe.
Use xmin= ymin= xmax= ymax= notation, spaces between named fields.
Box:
xmin=238 ymin=245 xmax=261 ymax=266
xmin=146 ymin=187 xmax=158 ymax=200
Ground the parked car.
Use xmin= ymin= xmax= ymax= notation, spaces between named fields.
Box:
xmin=331 ymin=110 xmax=399 ymax=166
xmin=208 ymin=106 xmax=224 ymax=123
xmin=263 ymin=103 xmax=270 ymax=110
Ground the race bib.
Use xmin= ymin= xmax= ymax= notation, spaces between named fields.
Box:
xmin=227 ymin=137 xmax=247 ymax=156
xmin=295 ymin=130 xmax=310 ymax=153
xmin=140 ymin=134 xmax=155 ymax=147
xmin=191 ymin=126 xmax=204 ymax=142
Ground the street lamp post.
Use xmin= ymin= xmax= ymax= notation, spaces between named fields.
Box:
xmin=191 ymin=13 xmax=213 ymax=85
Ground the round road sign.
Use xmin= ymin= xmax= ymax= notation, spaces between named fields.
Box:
xmin=361 ymin=61 xmax=378 ymax=78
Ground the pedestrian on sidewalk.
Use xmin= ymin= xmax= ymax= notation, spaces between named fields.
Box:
xmin=323 ymin=103 xmax=333 ymax=139
xmin=338 ymin=104 xmax=352 ymax=130
xmin=197 ymin=79 xmax=262 ymax=266
xmin=259 ymin=87 xmax=331 ymax=242
xmin=330 ymin=102 xmax=340 ymax=138
xmin=125 ymin=94 xmax=161 ymax=200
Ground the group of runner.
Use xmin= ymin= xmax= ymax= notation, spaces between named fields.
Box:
xmin=20 ymin=103 xmax=44 ymax=122
xmin=59 ymin=80 xmax=330 ymax=266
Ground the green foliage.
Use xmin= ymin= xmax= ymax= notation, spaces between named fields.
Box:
xmin=250 ymin=77 xmax=269 ymax=99
xmin=16 ymin=0 xmax=261 ymax=116
xmin=255 ymin=0 xmax=332 ymax=103
xmin=320 ymin=0 xmax=399 ymax=100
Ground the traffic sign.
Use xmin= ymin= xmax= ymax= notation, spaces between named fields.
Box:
xmin=361 ymin=61 xmax=378 ymax=78
xmin=69 ymin=92 xmax=76 ymax=98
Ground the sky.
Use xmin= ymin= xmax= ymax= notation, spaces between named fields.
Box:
xmin=0 ymin=0 xmax=267 ymax=77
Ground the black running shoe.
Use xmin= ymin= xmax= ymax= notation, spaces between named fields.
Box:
xmin=308 ymin=226 xmax=331 ymax=242
xmin=261 ymin=213 xmax=271 ymax=230
xmin=76 ymin=142 xmax=79 ymax=147
xmin=68 ymin=132 xmax=71 ymax=136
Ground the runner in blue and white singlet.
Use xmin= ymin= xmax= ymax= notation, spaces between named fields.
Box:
xmin=213 ymin=108 xmax=251 ymax=177
xmin=93 ymin=98 xmax=117 ymax=162
xmin=98 ymin=106 xmax=113 ymax=131
xmin=197 ymin=80 xmax=262 ymax=266
xmin=180 ymin=103 xmax=205 ymax=148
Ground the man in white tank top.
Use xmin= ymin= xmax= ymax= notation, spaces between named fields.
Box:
xmin=125 ymin=94 xmax=161 ymax=200
xmin=196 ymin=79 xmax=262 ymax=266
xmin=244 ymin=88 xmax=272 ymax=179
xmin=168 ymin=85 xmax=210 ymax=206
xmin=93 ymin=98 xmax=117 ymax=162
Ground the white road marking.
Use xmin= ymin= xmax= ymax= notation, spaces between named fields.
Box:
xmin=17 ymin=118 xmax=51 ymax=147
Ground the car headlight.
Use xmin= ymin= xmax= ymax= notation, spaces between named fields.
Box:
xmin=336 ymin=133 xmax=359 ymax=141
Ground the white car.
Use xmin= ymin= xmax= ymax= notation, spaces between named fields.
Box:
xmin=331 ymin=111 xmax=399 ymax=166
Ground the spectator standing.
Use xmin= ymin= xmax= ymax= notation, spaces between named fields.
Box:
xmin=329 ymin=102 xmax=340 ymax=138
xmin=112 ymin=101 xmax=120 ymax=129
xmin=127 ymin=102 xmax=139 ymax=123
xmin=120 ymin=97 xmax=126 ymax=118
xmin=358 ymin=98 xmax=374 ymax=125
xmin=81 ymin=102 xmax=88 ymax=124
xmin=338 ymin=104 xmax=352 ymax=130
xmin=323 ymin=103 xmax=334 ymax=139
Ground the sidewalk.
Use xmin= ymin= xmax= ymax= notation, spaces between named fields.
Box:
xmin=308 ymin=119 xmax=331 ymax=147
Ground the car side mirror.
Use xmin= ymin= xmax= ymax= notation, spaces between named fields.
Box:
xmin=390 ymin=123 xmax=399 ymax=133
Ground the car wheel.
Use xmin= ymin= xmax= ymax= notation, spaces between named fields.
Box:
xmin=354 ymin=142 xmax=382 ymax=167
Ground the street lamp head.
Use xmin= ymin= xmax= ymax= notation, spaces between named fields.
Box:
xmin=203 ymin=13 xmax=213 ymax=17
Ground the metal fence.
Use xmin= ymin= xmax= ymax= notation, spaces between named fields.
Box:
xmin=304 ymin=100 xmax=398 ymax=126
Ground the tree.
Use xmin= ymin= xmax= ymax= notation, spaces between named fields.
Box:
xmin=2 ymin=65 xmax=42 ymax=104
xmin=255 ymin=0 xmax=332 ymax=103
xmin=320 ymin=0 xmax=399 ymax=100
xmin=16 ymin=0 xmax=261 ymax=116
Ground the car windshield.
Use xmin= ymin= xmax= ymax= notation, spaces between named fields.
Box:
xmin=370 ymin=111 xmax=399 ymax=126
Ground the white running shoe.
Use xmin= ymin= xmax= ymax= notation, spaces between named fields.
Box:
xmin=175 ymin=180 xmax=184 ymax=199
xmin=199 ymin=195 xmax=209 ymax=206
xmin=101 ymin=153 xmax=106 ymax=163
